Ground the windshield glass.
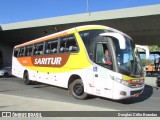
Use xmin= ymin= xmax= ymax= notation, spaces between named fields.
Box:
xmin=113 ymin=37 xmax=143 ymax=77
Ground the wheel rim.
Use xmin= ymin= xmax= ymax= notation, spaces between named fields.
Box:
xmin=24 ymin=73 xmax=28 ymax=84
xmin=73 ymin=84 xmax=84 ymax=96
xmin=24 ymin=74 xmax=28 ymax=80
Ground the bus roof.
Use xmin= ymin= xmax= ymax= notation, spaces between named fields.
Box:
xmin=14 ymin=25 xmax=131 ymax=48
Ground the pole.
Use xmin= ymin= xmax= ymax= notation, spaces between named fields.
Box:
xmin=86 ymin=0 xmax=88 ymax=13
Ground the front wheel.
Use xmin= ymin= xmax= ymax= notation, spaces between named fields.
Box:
xmin=69 ymin=79 xmax=88 ymax=100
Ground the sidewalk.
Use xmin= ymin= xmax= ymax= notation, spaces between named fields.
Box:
xmin=0 ymin=94 xmax=114 ymax=111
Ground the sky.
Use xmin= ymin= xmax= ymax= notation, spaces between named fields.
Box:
xmin=0 ymin=0 xmax=160 ymax=24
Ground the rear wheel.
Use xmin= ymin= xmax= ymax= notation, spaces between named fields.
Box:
xmin=69 ymin=79 xmax=88 ymax=100
xmin=23 ymin=71 xmax=32 ymax=85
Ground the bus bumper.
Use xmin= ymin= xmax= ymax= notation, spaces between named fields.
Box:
xmin=112 ymin=82 xmax=144 ymax=100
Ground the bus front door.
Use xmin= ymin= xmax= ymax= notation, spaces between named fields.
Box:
xmin=92 ymin=42 xmax=114 ymax=98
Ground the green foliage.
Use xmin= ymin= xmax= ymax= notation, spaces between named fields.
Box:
xmin=149 ymin=45 xmax=160 ymax=52
xmin=141 ymin=59 xmax=152 ymax=67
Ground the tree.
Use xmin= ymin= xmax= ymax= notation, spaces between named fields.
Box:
xmin=149 ymin=45 xmax=160 ymax=52
xmin=141 ymin=59 xmax=152 ymax=67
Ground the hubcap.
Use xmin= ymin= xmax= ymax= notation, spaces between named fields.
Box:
xmin=74 ymin=84 xmax=83 ymax=96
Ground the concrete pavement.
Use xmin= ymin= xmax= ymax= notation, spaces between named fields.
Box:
xmin=0 ymin=93 xmax=114 ymax=111
xmin=0 ymin=93 xmax=116 ymax=120
xmin=0 ymin=77 xmax=159 ymax=120
xmin=145 ymin=77 xmax=158 ymax=87
xmin=0 ymin=77 xmax=158 ymax=112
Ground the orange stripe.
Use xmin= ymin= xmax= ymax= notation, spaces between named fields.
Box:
xmin=17 ymin=57 xmax=33 ymax=66
xmin=17 ymin=54 xmax=70 ymax=67
xmin=15 ymin=32 xmax=68 ymax=48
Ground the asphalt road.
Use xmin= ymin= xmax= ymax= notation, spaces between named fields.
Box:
xmin=0 ymin=77 xmax=160 ymax=111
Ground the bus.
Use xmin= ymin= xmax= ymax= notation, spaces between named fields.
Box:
xmin=12 ymin=25 xmax=146 ymax=100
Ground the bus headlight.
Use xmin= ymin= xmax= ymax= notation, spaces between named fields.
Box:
xmin=121 ymin=80 xmax=130 ymax=86
xmin=110 ymin=75 xmax=130 ymax=87
xmin=110 ymin=75 xmax=122 ymax=82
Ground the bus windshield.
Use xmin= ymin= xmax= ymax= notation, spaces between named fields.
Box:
xmin=114 ymin=37 xmax=143 ymax=77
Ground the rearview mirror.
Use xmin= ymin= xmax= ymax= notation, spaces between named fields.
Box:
xmin=100 ymin=32 xmax=126 ymax=50
xmin=135 ymin=45 xmax=150 ymax=59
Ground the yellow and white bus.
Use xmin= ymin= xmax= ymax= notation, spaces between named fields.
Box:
xmin=12 ymin=25 xmax=145 ymax=100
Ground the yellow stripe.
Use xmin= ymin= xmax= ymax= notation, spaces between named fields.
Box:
xmin=76 ymin=25 xmax=107 ymax=32
xmin=122 ymin=75 xmax=143 ymax=81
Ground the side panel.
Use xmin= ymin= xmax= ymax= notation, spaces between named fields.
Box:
xmin=12 ymin=54 xmax=93 ymax=89
xmin=92 ymin=65 xmax=114 ymax=99
xmin=12 ymin=30 xmax=93 ymax=89
xmin=12 ymin=57 xmax=26 ymax=78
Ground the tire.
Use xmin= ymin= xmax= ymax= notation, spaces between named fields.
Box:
xmin=4 ymin=73 xmax=8 ymax=78
xmin=69 ymin=79 xmax=88 ymax=100
xmin=23 ymin=71 xmax=32 ymax=85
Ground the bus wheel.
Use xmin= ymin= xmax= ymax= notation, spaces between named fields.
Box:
xmin=69 ymin=79 xmax=88 ymax=100
xmin=23 ymin=71 xmax=32 ymax=85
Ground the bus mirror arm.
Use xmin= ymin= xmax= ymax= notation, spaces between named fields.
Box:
xmin=135 ymin=45 xmax=150 ymax=59
xmin=100 ymin=32 xmax=126 ymax=50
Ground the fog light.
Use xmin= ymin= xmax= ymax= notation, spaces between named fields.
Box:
xmin=120 ymin=91 xmax=126 ymax=96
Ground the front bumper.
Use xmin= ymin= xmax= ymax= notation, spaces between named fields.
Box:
xmin=112 ymin=81 xmax=145 ymax=100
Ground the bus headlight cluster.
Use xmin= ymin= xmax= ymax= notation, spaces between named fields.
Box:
xmin=121 ymin=80 xmax=130 ymax=86
xmin=110 ymin=75 xmax=130 ymax=87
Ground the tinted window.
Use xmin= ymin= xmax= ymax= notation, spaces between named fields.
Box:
xmin=60 ymin=34 xmax=78 ymax=53
xmin=79 ymin=30 xmax=105 ymax=60
xmin=13 ymin=48 xmax=19 ymax=57
xmin=45 ymin=38 xmax=58 ymax=54
xmin=18 ymin=47 xmax=25 ymax=57
xmin=33 ymin=42 xmax=44 ymax=55
xmin=24 ymin=45 xmax=33 ymax=56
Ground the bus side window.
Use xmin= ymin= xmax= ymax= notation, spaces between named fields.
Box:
xmin=39 ymin=43 xmax=44 ymax=55
xmin=45 ymin=41 xmax=51 ymax=54
xmin=34 ymin=42 xmax=44 ymax=55
xmin=25 ymin=45 xmax=33 ymax=56
xmin=24 ymin=46 xmax=28 ymax=56
xmin=18 ymin=47 xmax=25 ymax=57
xmin=33 ymin=44 xmax=38 ymax=55
xmin=50 ymin=40 xmax=58 ymax=54
xmin=60 ymin=34 xmax=78 ymax=53
xmin=60 ymin=36 xmax=68 ymax=53
xmin=14 ymin=48 xmax=19 ymax=57
xmin=96 ymin=43 xmax=113 ymax=69
xmin=29 ymin=45 xmax=33 ymax=56
xmin=67 ymin=35 xmax=78 ymax=52
xmin=45 ymin=39 xmax=58 ymax=54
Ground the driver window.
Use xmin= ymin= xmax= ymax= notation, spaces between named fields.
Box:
xmin=96 ymin=43 xmax=113 ymax=69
